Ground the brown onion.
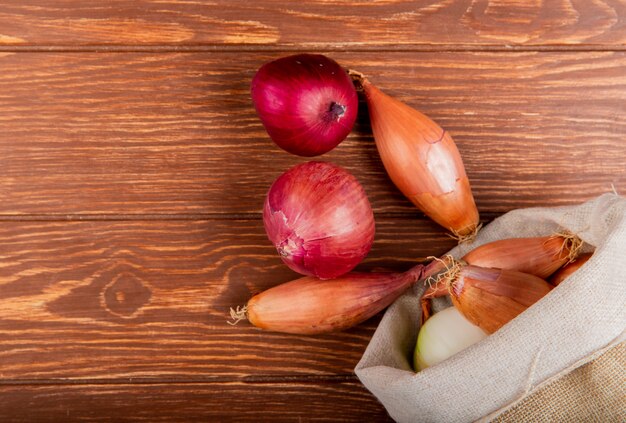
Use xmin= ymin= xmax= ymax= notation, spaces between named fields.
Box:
xmin=230 ymin=265 xmax=423 ymax=334
xmin=359 ymin=77 xmax=479 ymax=238
xmin=420 ymin=234 xmax=582 ymax=322
xmin=449 ymin=265 xmax=553 ymax=334
xmin=461 ymin=234 xmax=583 ymax=279
xmin=550 ymin=252 xmax=593 ymax=286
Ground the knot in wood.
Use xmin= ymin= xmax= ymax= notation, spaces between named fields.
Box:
xmin=102 ymin=273 xmax=152 ymax=319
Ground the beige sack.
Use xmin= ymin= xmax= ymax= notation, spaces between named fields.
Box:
xmin=355 ymin=194 xmax=626 ymax=422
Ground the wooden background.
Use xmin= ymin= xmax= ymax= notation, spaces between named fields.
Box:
xmin=0 ymin=1 xmax=625 ymax=421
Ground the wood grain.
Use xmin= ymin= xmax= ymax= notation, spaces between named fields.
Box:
xmin=2 ymin=3 xmax=625 ymax=419
xmin=0 ymin=1 xmax=624 ymax=48
xmin=0 ymin=381 xmax=392 ymax=422
xmin=0 ymin=217 xmax=453 ymax=379
xmin=0 ymin=52 xmax=624 ymax=217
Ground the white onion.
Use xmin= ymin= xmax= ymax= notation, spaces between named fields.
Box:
xmin=414 ymin=306 xmax=487 ymax=371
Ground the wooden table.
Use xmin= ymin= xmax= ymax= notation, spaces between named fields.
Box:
xmin=0 ymin=2 xmax=624 ymax=421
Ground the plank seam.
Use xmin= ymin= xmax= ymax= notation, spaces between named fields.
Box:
xmin=0 ymin=45 xmax=625 ymax=53
xmin=0 ymin=375 xmax=359 ymax=385
xmin=0 ymin=213 xmax=502 ymax=222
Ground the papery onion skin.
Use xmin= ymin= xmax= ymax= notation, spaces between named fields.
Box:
xmin=362 ymin=79 xmax=479 ymax=236
xmin=420 ymin=234 xmax=582 ymax=305
xmin=251 ymin=54 xmax=358 ymax=157
xmin=462 ymin=235 xmax=578 ymax=279
xmin=550 ymin=253 xmax=592 ymax=286
xmin=450 ymin=265 xmax=553 ymax=334
xmin=263 ymin=161 xmax=375 ymax=279
xmin=247 ymin=265 xmax=423 ymax=334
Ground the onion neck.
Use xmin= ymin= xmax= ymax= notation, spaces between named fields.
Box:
xmin=450 ymin=276 xmax=464 ymax=300
xmin=347 ymin=69 xmax=366 ymax=91
xmin=406 ymin=264 xmax=425 ymax=282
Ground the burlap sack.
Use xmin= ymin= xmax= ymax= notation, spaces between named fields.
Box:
xmin=356 ymin=194 xmax=626 ymax=422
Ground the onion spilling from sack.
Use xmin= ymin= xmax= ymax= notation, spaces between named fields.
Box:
xmin=550 ymin=252 xmax=593 ymax=286
xmin=419 ymin=233 xmax=583 ymax=322
xmin=414 ymin=306 xmax=487 ymax=371
xmin=414 ymin=235 xmax=592 ymax=371
xmin=238 ymin=54 xmax=596 ymax=371
xmin=447 ymin=265 xmax=553 ymax=334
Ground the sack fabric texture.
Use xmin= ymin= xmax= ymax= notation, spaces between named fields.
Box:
xmin=355 ymin=194 xmax=626 ymax=423
xmin=493 ymin=341 xmax=625 ymax=422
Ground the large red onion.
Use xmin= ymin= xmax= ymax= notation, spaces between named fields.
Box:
xmin=263 ymin=161 xmax=375 ymax=279
xmin=251 ymin=54 xmax=358 ymax=157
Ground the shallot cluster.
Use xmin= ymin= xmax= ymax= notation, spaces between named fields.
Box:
xmin=230 ymin=53 xmax=592 ymax=370
xmin=414 ymin=234 xmax=591 ymax=369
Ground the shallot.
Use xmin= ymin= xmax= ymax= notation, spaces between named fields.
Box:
xmin=355 ymin=75 xmax=479 ymax=239
xmin=230 ymin=265 xmax=423 ymax=334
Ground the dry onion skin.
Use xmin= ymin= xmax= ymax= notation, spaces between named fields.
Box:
xmin=461 ymin=233 xmax=583 ymax=279
xmin=448 ymin=265 xmax=553 ymax=334
xmin=420 ymin=233 xmax=583 ymax=319
xmin=550 ymin=252 xmax=593 ymax=286
xmin=229 ymin=265 xmax=423 ymax=335
xmin=356 ymin=75 xmax=479 ymax=239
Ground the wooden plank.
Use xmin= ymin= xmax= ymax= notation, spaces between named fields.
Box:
xmin=0 ymin=52 xmax=624 ymax=216
xmin=0 ymin=1 xmax=624 ymax=47
xmin=0 ymin=218 xmax=453 ymax=379
xmin=0 ymin=381 xmax=392 ymax=422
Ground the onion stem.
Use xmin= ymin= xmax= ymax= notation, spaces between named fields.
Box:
xmin=227 ymin=305 xmax=248 ymax=326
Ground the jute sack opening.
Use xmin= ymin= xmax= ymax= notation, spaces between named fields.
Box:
xmin=356 ymin=194 xmax=626 ymax=423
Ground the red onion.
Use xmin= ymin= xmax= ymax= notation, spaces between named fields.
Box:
xmin=251 ymin=54 xmax=358 ymax=157
xmin=263 ymin=161 xmax=375 ymax=279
